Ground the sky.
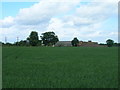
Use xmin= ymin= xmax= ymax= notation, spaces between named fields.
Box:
xmin=0 ymin=0 xmax=119 ymax=44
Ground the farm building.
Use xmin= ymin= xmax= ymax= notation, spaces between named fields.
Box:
xmin=55 ymin=40 xmax=106 ymax=47
xmin=78 ymin=40 xmax=103 ymax=47
xmin=55 ymin=41 xmax=72 ymax=47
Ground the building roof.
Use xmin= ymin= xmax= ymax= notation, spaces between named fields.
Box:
xmin=55 ymin=41 xmax=72 ymax=47
xmin=55 ymin=41 xmax=106 ymax=47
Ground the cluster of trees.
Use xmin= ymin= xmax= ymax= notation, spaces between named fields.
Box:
xmin=17 ymin=31 xmax=59 ymax=46
xmin=1 ymin=31 xmax=120 ymax=47
xmin=71 ymin=37 xmax=79 ymax=46
xmin=71 ymin=38 xmax=120 ymax=47
xmin=106 ymin=39 xmax=114 ymax=47
xmin=99 ymin=39 xmax=120 ymax=47
xmin=3 ymin=31 xmax=59 ymax=47
xmin=106 ymin=39 xmax=120 ymax=47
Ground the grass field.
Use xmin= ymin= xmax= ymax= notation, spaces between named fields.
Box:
xmin=2 ymin=46 xmax=118 ymax=88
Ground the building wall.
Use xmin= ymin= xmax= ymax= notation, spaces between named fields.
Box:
xmin=79 ymin=41 xmax=105 ymax=47
xmin=55 ymin=41 xmax=106 ymax=47
xmin=55 ymin=41 xmax=72 ymax=47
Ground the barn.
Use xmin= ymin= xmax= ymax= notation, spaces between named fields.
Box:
xmin=55 ymin=40 xmax=106 ymax=47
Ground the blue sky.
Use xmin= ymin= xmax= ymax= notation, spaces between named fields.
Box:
xmin=1 ymin=2 xmax=37 ymax=19
xmin=0 ymin=0 xmax=118 ymax=43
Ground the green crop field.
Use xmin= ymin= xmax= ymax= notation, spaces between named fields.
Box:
xmin=2 ymin=46 xmax=118 ymax=88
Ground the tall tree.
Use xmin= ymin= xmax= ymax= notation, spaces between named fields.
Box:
xmin=71 ymin=37 xmax=79 ymax=47
xmin=18 ymin=40 xmax=27 ymax=46
xmin=28 ymin=31 xmax=39 ymax=46
xmin=40 ymin=31 xmax=59 ymax=46
xmin=106 ymin=39 xmax=114 ymax=47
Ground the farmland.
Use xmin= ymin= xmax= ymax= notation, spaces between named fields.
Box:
xmin=2 ymin=46 xmax=118 ymax=88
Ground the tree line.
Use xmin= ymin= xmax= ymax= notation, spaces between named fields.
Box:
xmin=17 ymin=31 xmax=59 ymax=46
xmin=1 ymin=31 xmax=120 ymax=47
xmin=71 ymin=37 xmax=120 ymax=47
xmin=2 ymin=31 xmax=59 ymax=47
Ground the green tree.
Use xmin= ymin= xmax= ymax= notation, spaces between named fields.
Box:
xmin=118 ymin=43 xmax=120 ymax=47
xmin=17 ymin=40 xmax=27 ymax=46
xmin=37 ymin=40 xmax=42 ymax=46
xmin=28 ymin=31 xmax=39 ymax=46
xmin=106 ymin=39 xmax=114 ymax=47
xmin=5 ymin=43 xmax=12 ymax=46
xmin=40 ymin=31 xmax=59 ymax=46
xmin=71 ymin=37 xmax=79 ymax=47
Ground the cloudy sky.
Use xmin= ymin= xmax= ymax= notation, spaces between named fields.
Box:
xmin=0 ymin=0 xmax=118 ymax=43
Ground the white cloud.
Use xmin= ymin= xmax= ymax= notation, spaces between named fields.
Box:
xmin=92 ymin=0 xmax=119 ymax=2
xmin=0 ymin=16 xmax=15 ymax=28
xmin=0 ymin=0 xmax=118 ymax=43
xmin=15 ymin=0 xmax=80 ymax=25
xmin=65 ymin=2 xmax=117 ymax=26
xmin=46 ymin=17 xmax=104 ymax=41
xmin=1 ymin=0 xmax=119 ymax=2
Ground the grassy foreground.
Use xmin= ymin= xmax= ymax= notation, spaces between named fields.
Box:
xmin=2 ymin=46 xmax=118 ymax=88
